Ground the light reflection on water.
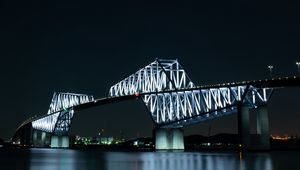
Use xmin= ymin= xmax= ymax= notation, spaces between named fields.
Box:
xmin=105 ymin=152 xmax=272 ymax=170
xmin=29 ymin=149 xmax=77 ymax=170
xmin=0 ymin=148 xmax=294 ymax=170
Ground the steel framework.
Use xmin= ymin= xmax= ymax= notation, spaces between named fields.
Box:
xmin=109 ymin=59 xmax=272 ymax=128
xmin=32 ymin=92 xmax=94 ymax=135
xmin=109 ymin=59 xmax=195 ymax=96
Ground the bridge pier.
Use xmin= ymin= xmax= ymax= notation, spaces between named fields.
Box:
xmin=238 ymin=105 xmax=270 ymax=150
xmin=32 ymin=130 xmax=48 ymax=147
xmin=256 ymin=106 xmax=270 ymax=150
xmin=50 ymin=136 xmax=69 ymax=148
xmin=155 ymin=128 xmax=184 ymax=150
xmin=238 ymin=105 xmax=250 ymax=150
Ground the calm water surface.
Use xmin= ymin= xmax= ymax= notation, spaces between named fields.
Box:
xmin=0 ymin=148 xmax=299 ymax=170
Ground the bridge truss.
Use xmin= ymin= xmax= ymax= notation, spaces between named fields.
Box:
xmin=15 ymin=58 xmax=275 ymax=140
xmin=31 ymin=92 xmax=94 ymax=135
xmin=109 ymin=59 xmax=273 ymax=128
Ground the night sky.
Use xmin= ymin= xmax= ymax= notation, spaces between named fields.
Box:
xmin=1 ymin=1 xmax=300 ymax=140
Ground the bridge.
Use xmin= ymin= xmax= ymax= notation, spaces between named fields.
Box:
xmin=12 ymin=59 xmax=300 ymax=150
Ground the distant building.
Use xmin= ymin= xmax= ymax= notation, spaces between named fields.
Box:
xmin=99 ymin=137 xmax=114 ymax=145
xmin=74 ymin=136 xmax=115 ymax=145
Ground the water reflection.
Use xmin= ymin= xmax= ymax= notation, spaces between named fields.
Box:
xmin=0 ymin=148 xmax=276 ymax=170
xmin=29 ymin=149 xmax=77 ymax=170
xmin=105 ymin=152 xmax=273 ymax=170
xmin=239 ymin=152 xmax=273 ymax=170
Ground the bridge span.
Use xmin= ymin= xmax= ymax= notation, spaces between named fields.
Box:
xmin=13 ymin=59 xmax=300 ymax=150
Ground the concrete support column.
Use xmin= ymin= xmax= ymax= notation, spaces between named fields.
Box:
xmin=257 ymin=106 xmax=270 ymax=150
xmin=61 ymin=136 xmax=69 ymax=148
xmin=155 ymin=128 xmax=184 ymax=150
xmin=51 ymin=136 xmax=59 ymax=147
xmin=238 ymin=105 xmax=250 ymax=150
xmin=51 ymin=136 xmax=69 ymax=148
xmin=32 ymin=130 xmax=38 ymax=146
xmin=155 ymin=129 xmax=168 ymax=150
xmin=41 ymin=132 xmax=46 ymax=143
xmin=32 ymin=130 xmax=47 ymax=147
xmin=171 ymin=129 xmax=184 ymax=150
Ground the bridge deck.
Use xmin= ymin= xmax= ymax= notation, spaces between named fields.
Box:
xmin=18 ymin=76 xmax=300 ymax=129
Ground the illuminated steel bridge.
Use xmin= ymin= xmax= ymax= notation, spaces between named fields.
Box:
xmin=12 ymin=59 xmax=300 ymax=149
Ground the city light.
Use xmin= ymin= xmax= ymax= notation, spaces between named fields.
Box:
xmin=271 ymin=135 xmax=291 ymax=141
xmin=296 ymin=61 xmax=300 ymax=76
xmin=268 ymin=65 xmax=273 ymax=78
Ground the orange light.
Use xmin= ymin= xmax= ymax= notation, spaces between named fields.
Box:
xmin=271 ymin=135 xmax=291 ymax=141
xmin=239 ymin=152 xmax=243 ymax=160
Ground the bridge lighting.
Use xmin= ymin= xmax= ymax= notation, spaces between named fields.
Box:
xmin=267 ymin=65 xmax=273 ymax=78
xmin=25 ymin=59 xmax=273 ymax=138
xmin=296 ymin=62 xmax=300 ymax=76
